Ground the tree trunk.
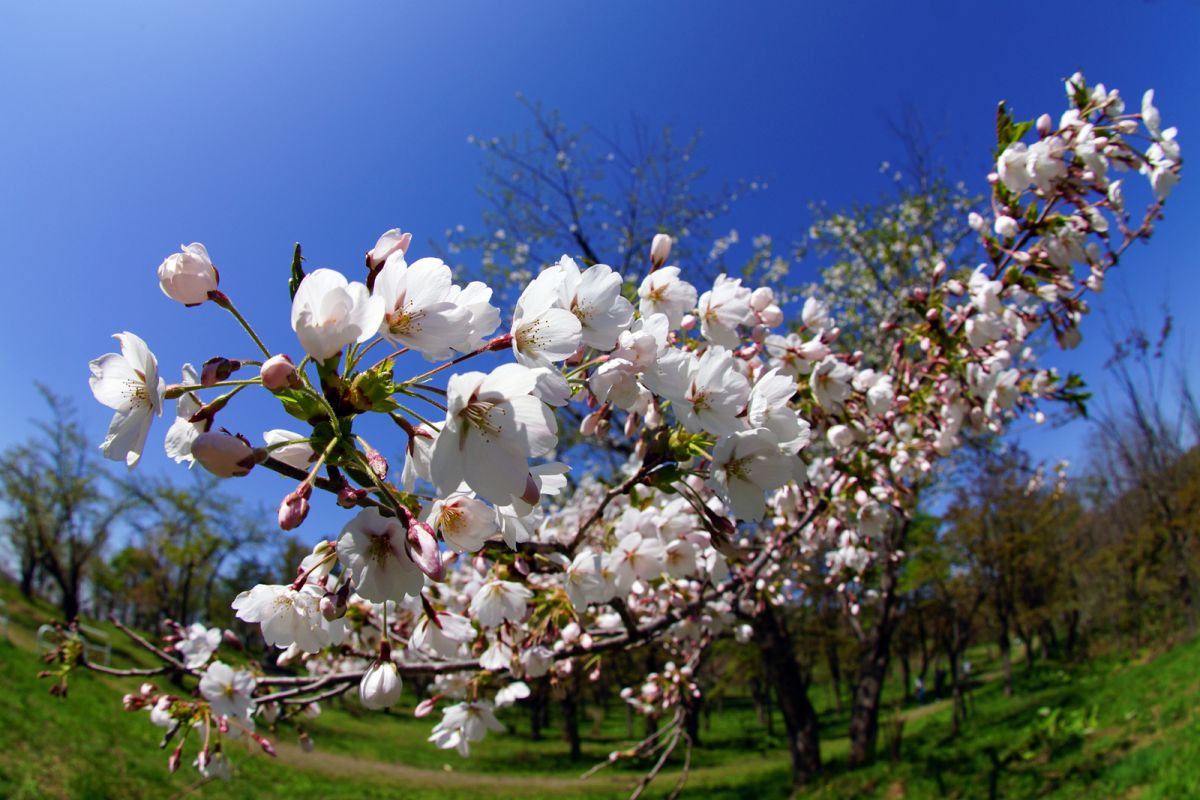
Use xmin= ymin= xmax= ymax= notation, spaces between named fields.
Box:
xmin=19 ymin=559 xmax=36 ymax=599
xmin=529 ymin=679 xmax=546 ymax=740
xmin=997 ymin=625 xmax=1013 ymax=697
xmin=847 ymin=548 xmax=904 ymax=767
xmin=561 ymin=683 xmax=581 ymax=761
xmin=825 ymin=637 xmax=844 ymax=715
xmin=752 ymin=601 xmax=821 ymax=787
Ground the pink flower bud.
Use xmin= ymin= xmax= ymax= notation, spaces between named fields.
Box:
xmin=406 ymin=522 xmax=445 ymax=581
xmin=158 ymin=243 xmax=219 ymax=306
xmin=278 ymin=484 xmax=311 ymax=530
xmin=367 ymin=228 xmax=412 ymax=270
xmin=192 ymin=431 xmax=256 ymax=478
xmin=414 ymin=697 xmax=439 ymax=718
xmin=649 ymin=233 xmax=672 ymax=270
xmin=319 ymin=585 xmax=349 ymax=622
xmin=260 ymin=354 xmax=298 ymax=391
xmin=680 ymin=314 xmax=697 ymax=331
xmin=623 ymin=412 xmax=639 ymax=438
xmin=168 ymin=743 xmax=184 ymax=773
xmin=1037 ymin=113 xmax=1053 ymax=137
xmin=252 ymin=732 xmax=277 ymax=757
xmin=758 ymin=305 xmax=784 ymax=327
xmin=749 ymin=287 xmax=774 ymax=312
xmin=580 ymin=410 xmax=601 ymax=437
xmin=140 ymin=682 xmax=155 ymax=696
xmin=363 ymin=444 xmax=388 ymax=480
xmin=201 ymin=357 xmax=241 ymax=387
xmin=337 ymin=485 xmax=368 ymax=508
xmin=521 ymin=473 xmax=541 ymax=505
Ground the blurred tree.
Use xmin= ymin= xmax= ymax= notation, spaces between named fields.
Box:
xmin=0 ymin=386 xmax=124 ymax=621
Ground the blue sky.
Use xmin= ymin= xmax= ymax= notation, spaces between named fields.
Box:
xmin=1 ymin=1 xmax=1197 ymax=540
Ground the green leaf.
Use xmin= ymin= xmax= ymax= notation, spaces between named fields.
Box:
xmin=274 ymin=388 xmax=327 ymax=424
xmin=349 ymin=363 xmax=401 ymax=413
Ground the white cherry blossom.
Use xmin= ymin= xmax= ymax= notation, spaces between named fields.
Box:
xmin=336 ymin=507 xmax=425 ymax=603
xmin=88 ymin=332 xmax=165 ymax=468
xmin=290 ymin=268 xmax=384 ymax=362
xmin=430 ymin=364 xmax=558 ymax=506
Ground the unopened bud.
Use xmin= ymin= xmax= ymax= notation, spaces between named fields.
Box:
xmin=521 ymin=473 xmax=541 ymax=505
xmin=337 ymin=485 xmax=368 ymax=508
xmin=414 ymin=696 xmax=439 ymax=718
xmin=192 ymin=431 xmax=256 ymax=478
xmin=407 ymin=522 xmax=445 ymax=581
xmin=200 ymin=357 xmax=241 ymax=387
xmin=260 ymin=354 xmax=299 ymax=391
xmin=680 ymin=314 xmax=697 ymax=331
xmin=319 ymin=592 xmax=346 ymax=622
xmin=252 ymin=731 xmax=278 ymax=757
xmin=278 ymin=485 xmax=311 ymax=531
xmin=649 ymin=233 xmax=672 ymax=270
xmin=364 ymin=444 xmax=388 ymax=480
xmin=168 ymin=743 xmax=184 ymax=773
xmin=1037 ymin=113 xmax=1053 ymax=137
xmin=367 ymin=228 xmax=412 ymax=270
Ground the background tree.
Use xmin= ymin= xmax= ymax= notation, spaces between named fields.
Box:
xmin=0 ymin=386 xmax=123 ymax=621
xmin=443 ymin=97 xmax=766 ymax=298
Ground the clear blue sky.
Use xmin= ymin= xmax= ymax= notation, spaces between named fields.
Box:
xmin=1 ymin=1 xmax=1197 ymax=537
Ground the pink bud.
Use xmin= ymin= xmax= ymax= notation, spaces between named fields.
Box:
xmin=580 ymin=410 xmax=601 ymax=437
xmin=414 ymin=697 xmax=439 ymax=718
xmin=1037 ymin=113 xmax=1053 ymax=137
xmin=192 ymin=431 xmax=256 ymax=478
xmin=319 ymin=592 xmax=347 ymax=621
xmin=649 ymin=233 xmax=672 ymax=270
xmin=749 ymin=287 xmax=774 ymax=312
xmin=406 ymin=522 xmax=445 ymax=581
xmin=337 ymin=485 xmax=368 ymax=508
xmin=260 ymin=354 xmax=298 ymax=391
xmin=364 ymin=444 xmax=388 ymax=480
xmin=201 ymin=357 xmax=241 ymax=387
xmin=278 ymin=484 xmax=311 ymax=530
xmin=168 ymin=743 xmax=183 ymax=773
xmin=140 ymin=682 xmax=155 ymax=696
xmin=680 ymin=314 xmax=697 ymax=331
xmin=367 ymin=228 xmax=412 ymax=270
xmin=521 ymin=473 xmax=541 ymax=505
xmin=253 ymin=732 xmax=277 ymax=757
xmin=623 ymin=412 xmax=639 ymax=438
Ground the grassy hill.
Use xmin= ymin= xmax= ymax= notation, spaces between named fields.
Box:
xmin=2 ymin=580 xmax=1198 ymax=799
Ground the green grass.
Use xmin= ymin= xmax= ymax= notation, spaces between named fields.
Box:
xmin=2 ymin=578 xmax=1199 ymax=799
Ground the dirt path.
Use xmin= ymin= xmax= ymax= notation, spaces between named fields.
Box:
xmin=272 ymin=740 xmax=636 ymax=793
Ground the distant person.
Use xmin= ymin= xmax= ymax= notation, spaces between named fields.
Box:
xmin=915 ymin=676 xmax=925 ymax=704
xmin=962 ymin=660 xmax=972 ymax=684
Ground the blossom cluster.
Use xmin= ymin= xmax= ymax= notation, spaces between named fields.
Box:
xmin=77 ymin=74 xmax=1180 ymax=785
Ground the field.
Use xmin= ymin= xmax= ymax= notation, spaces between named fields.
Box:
xmin=2 ymin=581 xmax=1198 ymax=799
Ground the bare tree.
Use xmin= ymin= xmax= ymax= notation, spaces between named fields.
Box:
xmin=0 ymin=386 xmax=124 ymax=620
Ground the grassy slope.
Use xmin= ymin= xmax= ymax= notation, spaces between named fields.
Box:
xmin=1 ymin=579 xmax=1197 ymax=799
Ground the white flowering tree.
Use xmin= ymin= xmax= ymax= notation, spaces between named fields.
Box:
xmin=48 ymin=74 xmax=1182 ymax=795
